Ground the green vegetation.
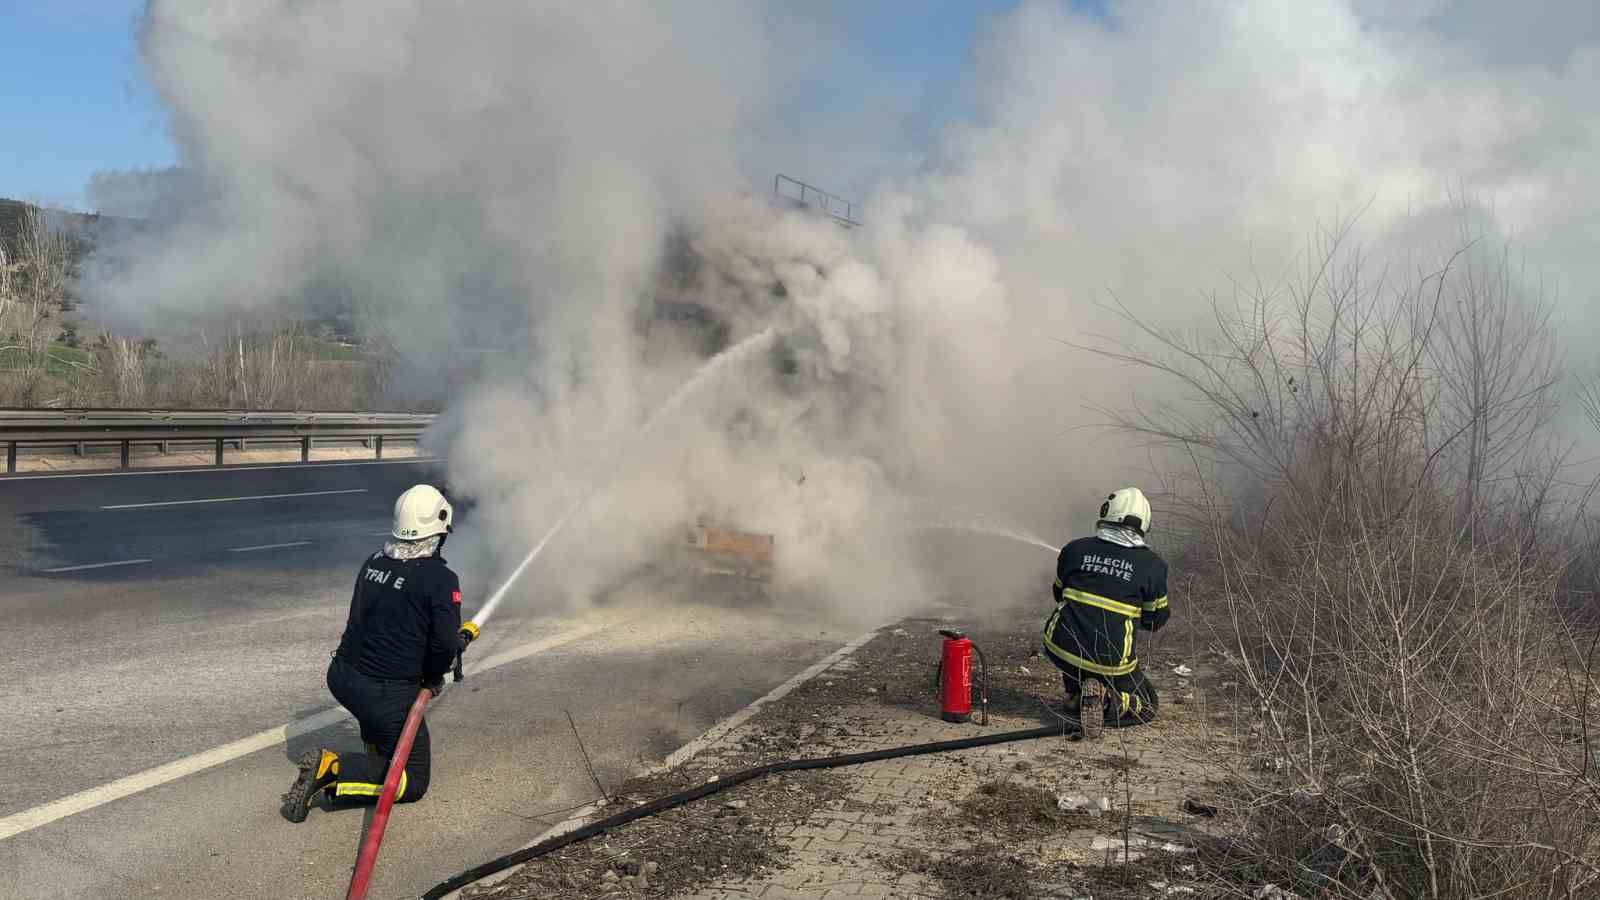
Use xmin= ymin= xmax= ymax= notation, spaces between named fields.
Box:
xmin=0 ymin=343 xmax=93 ymax=376
xmin=0 ymin=198 xmax=407 ymax=410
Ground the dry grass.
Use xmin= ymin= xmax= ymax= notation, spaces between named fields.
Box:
xmin=955 ymin=779 xmax=1078 ymax=842
xmin=1100 ymin=213 xmax=1600 ymax=898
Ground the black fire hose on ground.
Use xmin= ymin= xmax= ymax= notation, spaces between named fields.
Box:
xmin=422 ymin=722 xmax=1066 ymax=899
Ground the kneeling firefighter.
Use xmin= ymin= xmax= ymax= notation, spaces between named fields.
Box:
xmin=281 ymin=484 xmax=480 ymax=822
xmin=1042 ymin=487 xmax=1170 ymax=739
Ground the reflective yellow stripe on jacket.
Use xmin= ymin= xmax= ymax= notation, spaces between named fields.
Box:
xmin=1042 ymin=605 xmax=1139 ymax=677
xmin=1062 ymin=587 xmax=1141 ymax=618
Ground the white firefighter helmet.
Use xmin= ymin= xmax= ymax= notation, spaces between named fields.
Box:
xmin=393 ymin=484 xmax=453 ymax=541
xmin=1098 ymin=487 xmax=1152 ymax=535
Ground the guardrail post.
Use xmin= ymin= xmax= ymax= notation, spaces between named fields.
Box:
xmin=0 ymin=412 xmax=435 ymax=474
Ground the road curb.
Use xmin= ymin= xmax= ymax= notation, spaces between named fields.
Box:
xmin=442 ymin=621 xmax=889 ymax=899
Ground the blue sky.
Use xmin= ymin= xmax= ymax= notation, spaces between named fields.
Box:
xmin=1 ymin=1 xmax=174 ymax=208
xmin=0 ymin=0 xmax=1046 ymax=212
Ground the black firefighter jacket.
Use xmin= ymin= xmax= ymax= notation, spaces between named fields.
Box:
xmin=1043 ymin=536 xmax=1169 ymax=676
xmin=335 ymin=551 xmax=462 ymax=682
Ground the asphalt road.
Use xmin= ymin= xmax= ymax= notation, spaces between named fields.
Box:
xmin=0 ymin=461 xmax=863 ymax=899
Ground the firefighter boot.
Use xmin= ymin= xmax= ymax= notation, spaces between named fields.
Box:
xmin=1078 ymin=680 xmax=1106 ymax=740
xmin=280 ymin=749 xmax=339 ymax=823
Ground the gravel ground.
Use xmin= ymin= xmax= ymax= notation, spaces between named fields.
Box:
xmin=462 ymin=598 xmax=1245 ymax=900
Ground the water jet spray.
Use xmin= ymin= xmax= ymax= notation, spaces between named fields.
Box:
xmin=467 ymin=328 xmax=780 ymax=631
xmin=911 ymin=519 xmax=1058 ymax=555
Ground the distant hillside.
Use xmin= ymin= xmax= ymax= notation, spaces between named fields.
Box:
xmin=0 ymin=197 xmax=139 ymax=257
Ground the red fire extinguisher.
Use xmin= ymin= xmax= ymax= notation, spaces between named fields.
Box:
xmin=936 ymin=629 xmax=988 ymax=725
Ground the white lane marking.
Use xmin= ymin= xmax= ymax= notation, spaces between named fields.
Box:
xmin=42 ymin=559 xmax=153 ymax=573
xmin=0 ymin=618 xmax=616 ymax=844
xmin=101 ymin=488 xmax=367 ymax=510
xmin=0 ymin=706 xmax=352 ymax=845
xmin=227 ymin=541 xmax=313 ymax=553
xmin=0 ymin=458 xmax=431 ymax=482
xmin=443 ymin=621 xmax=889 ymax=899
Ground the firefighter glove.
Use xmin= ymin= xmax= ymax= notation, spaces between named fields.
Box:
xmin=424 ymin=674 xmax=445 ymax=697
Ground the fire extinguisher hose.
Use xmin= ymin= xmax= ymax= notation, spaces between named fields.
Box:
xmin=421 ymin=722 xmax=1065 ymax=900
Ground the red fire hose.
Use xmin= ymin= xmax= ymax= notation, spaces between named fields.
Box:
xmin=345 ymin=688 xmax=432 ymax=900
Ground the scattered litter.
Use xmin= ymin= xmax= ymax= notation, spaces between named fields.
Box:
xmin=1019 ymin=666 xmax=1032 ymax=675
xmin=1324 ymin=823 xmax=1347 ymax=847
xmin=890 ymin=628 xmax=909 ymax=636
xmin=1056 ymin=794 xmax=1111 ymax=817
xmin=722 ymin=800 xmax=747 ymax=810
xmin=1171 ymin=664 xmax=1194 ymax=677
xmin=1253 ymin=885 xmax=1304 ymax=900
xmin=1087 ymin=833 xmax=1188 ymax=861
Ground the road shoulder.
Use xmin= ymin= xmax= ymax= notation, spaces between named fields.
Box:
xmin=458 ymin=604 xmax=1235 ymax=900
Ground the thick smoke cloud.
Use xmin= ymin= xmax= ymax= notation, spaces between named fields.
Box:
xmin=85 ymin=166 xmax=191 ymax=220
xmin=83 ymin=1 xmax=1600 ymax=616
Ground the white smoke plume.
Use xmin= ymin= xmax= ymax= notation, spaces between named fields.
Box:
xmin=82 ymin=1 xmax=1600 ymax=616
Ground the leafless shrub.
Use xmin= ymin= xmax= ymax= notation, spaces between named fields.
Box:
xmin=167 ymin=323 xmax=370 ymax=410
xmin=0 ymin=203 xmax=74 ymax=402
xmin=94 ymin=333 xmax=149 ymax=407
xmin=1095 ymin=216 xmax=1600 ymax=897
xmin=0 ymin=234 xmax=14 ymax=321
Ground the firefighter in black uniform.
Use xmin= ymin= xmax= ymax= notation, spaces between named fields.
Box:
xmin=1043 ymin=487 xmax=1170 ymax=739
xmin=280 ymin=484 xmax=479 ymax=822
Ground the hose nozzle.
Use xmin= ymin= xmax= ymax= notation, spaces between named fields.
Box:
xmin=453 ymin=622 xmax=481 ymax=682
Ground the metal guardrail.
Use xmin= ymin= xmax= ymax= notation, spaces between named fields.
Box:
xmin=774 ymin=174 xmax=860 ymax=227
xmin=0 ymin=408 xmax=436 ymax=474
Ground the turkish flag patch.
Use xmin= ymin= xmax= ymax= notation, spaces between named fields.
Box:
xmin=451 ymin=590 xmax=462 ymax=605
